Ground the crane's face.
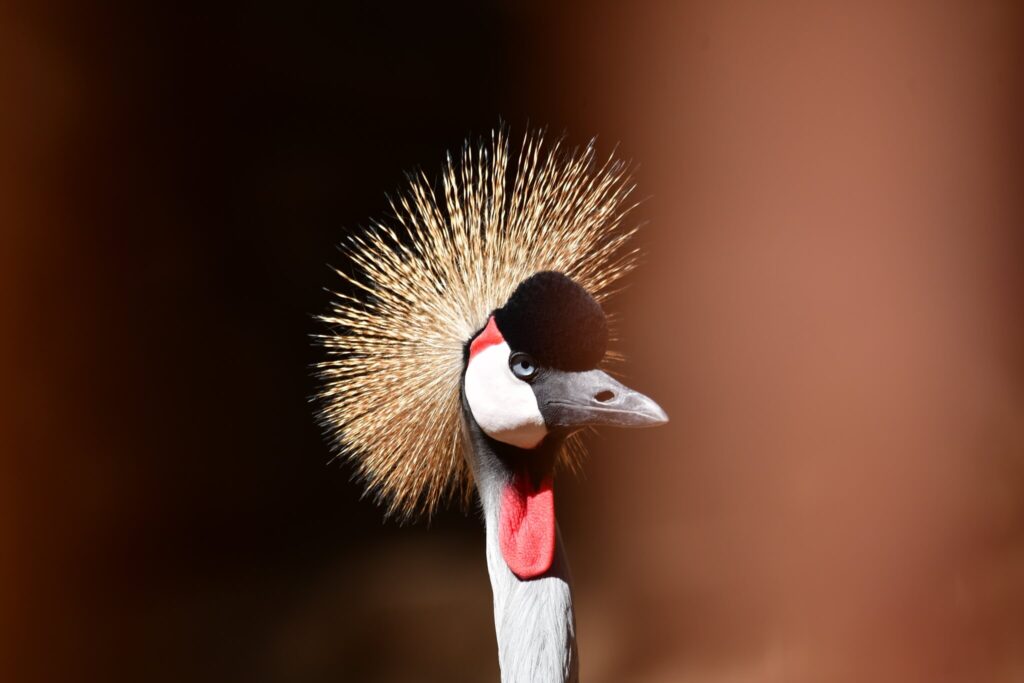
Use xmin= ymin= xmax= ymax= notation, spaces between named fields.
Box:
xmin=463 ymin=272 xmax=667 ymax=450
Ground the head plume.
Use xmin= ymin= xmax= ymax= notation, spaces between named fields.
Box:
xmin=317 ymin=129 xmax=640 ymax=518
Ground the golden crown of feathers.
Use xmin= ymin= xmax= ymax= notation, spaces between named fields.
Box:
xmin=316 ymin=130 xmax=641 ymax=518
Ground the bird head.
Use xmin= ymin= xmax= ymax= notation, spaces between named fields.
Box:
xmin=318 ymin=130 xmax=664 ymax=525
xmin=464 ymin=271 xmax=666 ymax=450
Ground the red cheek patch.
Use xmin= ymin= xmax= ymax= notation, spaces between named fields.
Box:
xmin=498 ymin=470 xmax=556 ymax=579
xmin=469 ymin=316 xmax=504 ymax=360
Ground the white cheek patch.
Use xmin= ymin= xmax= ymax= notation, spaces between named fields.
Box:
xmin=464 ymin=342 xmax=547 ymax=449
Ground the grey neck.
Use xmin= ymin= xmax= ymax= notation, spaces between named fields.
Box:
xmin=460 ymin=401 xmax=579 ymax=683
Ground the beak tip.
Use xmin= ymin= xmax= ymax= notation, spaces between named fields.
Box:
xmin=626 ymin=393 xmax=669 ymax=427
xmin=647 ymin=401 xmax=669 ymax=427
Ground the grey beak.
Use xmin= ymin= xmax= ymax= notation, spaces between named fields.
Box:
xmin=535 ymin=368 xmax=669 ymax=430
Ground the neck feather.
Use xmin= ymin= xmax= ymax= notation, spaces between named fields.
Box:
xmin=460 ymin=399 xmax=579 ymax=683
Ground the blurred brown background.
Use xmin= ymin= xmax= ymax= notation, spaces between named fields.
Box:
xmin=2 ymin=1 xmax=1022 ymax=681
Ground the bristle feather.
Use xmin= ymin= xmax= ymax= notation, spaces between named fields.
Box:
xmin=316 ymin=130 xmax=639 ymax=519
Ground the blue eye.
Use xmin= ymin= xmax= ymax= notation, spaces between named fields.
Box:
xmin=509 ymin=353 xmax=537 ymax=380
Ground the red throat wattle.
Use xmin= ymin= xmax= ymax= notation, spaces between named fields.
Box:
xmin=498 ymin=470 xmax=556 ymax=579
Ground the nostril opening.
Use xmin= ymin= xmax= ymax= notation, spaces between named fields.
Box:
xmin=595 ymin=390 xmax=615 ymax=403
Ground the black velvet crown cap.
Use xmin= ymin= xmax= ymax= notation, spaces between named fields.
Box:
xmin=493 ymin=271 xmax=608 ymax=371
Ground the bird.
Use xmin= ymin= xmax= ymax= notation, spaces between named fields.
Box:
xmin=317 ymin=129 xmax=667 ymax=683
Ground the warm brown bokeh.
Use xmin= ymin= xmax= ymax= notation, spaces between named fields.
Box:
xmin=3 ymin=2 xmax=1022 ymax=682
xmin=549 ymin=2 xmax=1024 ymax=680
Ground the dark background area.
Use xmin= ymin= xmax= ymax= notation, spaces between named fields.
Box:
xmin=3 ymin=2 xmax=1023 ymax=682
xmin=3 ymin=3 xmax=552 ymax=681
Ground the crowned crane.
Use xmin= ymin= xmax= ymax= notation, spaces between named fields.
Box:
xmin=318 ymin=130 xmax=667 ymax=683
